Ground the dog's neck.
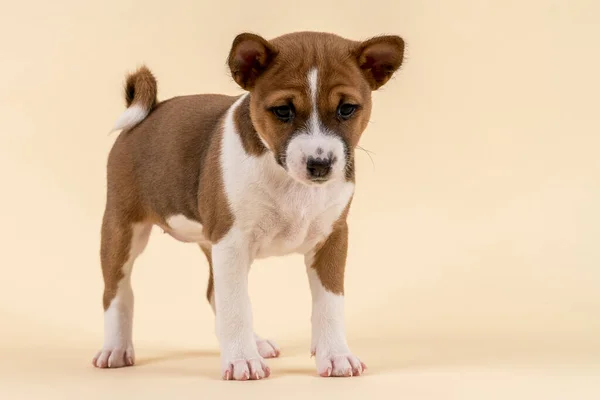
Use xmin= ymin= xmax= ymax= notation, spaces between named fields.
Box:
xmin=232 ymin=94 xmax=268 ymax=157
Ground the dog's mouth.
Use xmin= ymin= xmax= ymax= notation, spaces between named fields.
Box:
xmin=308 ymin=176 xmax=330 ymax=184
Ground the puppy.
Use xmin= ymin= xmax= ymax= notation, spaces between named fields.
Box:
xmin=93 ymin=31 xmax=404 ymax=380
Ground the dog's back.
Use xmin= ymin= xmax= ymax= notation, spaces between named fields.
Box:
xmin=106 ymin=89 xmax=238 ymax=228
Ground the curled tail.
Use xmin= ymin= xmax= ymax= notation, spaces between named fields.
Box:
xmin=112 ymin=65 xmax=158 ymax=131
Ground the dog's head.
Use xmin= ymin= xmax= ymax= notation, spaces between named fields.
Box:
xmin=228 ymin=31 xmax=404 ymax=185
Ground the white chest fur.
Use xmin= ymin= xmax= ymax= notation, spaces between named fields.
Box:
xmin=220 ymin=95 xmax=354 ymax=259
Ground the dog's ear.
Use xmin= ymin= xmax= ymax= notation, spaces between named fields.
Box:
xmin=228 ymin=33 xmax=277 ymax=90
xmin=355 ymin=35 xmax=405 ymax=90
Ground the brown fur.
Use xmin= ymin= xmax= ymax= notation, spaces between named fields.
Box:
xmin=355 ymin=36 xmax=405 ymax=90
xmin=124 ymin=66 xmax=157 ymax=109
xmin=309 ymin=201 xmax=352 ymax=295
xmin=100 ymin=217 xmax=133 ymax=310
xmin=228 ymin=33 xmax=278 ymax=90
xmin=234 ymin=94 xmax=267 ymax=156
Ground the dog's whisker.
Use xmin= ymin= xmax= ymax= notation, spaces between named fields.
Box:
xmin=356 ymin=145 xmax=376 ymax=170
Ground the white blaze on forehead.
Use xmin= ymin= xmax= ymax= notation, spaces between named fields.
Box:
xmin=307 ymin=68 xmax=320 ymax=133
xmin=308 ymin=68 xmax=318 ymax=103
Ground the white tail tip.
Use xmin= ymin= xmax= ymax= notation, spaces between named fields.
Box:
xmin=111 ymin=104 xmax=149 ymax=132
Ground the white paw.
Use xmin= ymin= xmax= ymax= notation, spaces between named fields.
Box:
xmin=222 ymin=358 xmax=270 ymax=381
xmin=255 ymin=334 xmax=280 ymax=359
xmin=92 ymin=346 xmax=135 ymax=368
xmin=313 ymin=352 xmax=366 ymax=377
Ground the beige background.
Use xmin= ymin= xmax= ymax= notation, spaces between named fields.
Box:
xmin=1 ymin=0 xmax=599 ymax=398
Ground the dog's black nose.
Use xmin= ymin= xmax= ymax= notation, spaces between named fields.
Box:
xmin=306 ymin=157 xmax=332 ymax=179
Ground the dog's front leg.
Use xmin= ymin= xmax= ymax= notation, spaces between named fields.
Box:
xmin=212 ymin=228 xmax=269 ymax=380
xmin=305 ymin=223 xmax=366 ymax=377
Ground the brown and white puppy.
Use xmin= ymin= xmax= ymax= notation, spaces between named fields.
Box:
xmin=93 ymin=31 xmax=404 ymax=380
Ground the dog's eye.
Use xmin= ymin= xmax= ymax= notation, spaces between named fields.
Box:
xmin=337 ymin=103 xmax=358 ymax=120
xmin=271 ymin=105 xmax=294 ymax=122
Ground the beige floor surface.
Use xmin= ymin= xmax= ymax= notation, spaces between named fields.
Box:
xmin=2 ymin=338 xmax=600 ymax=399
